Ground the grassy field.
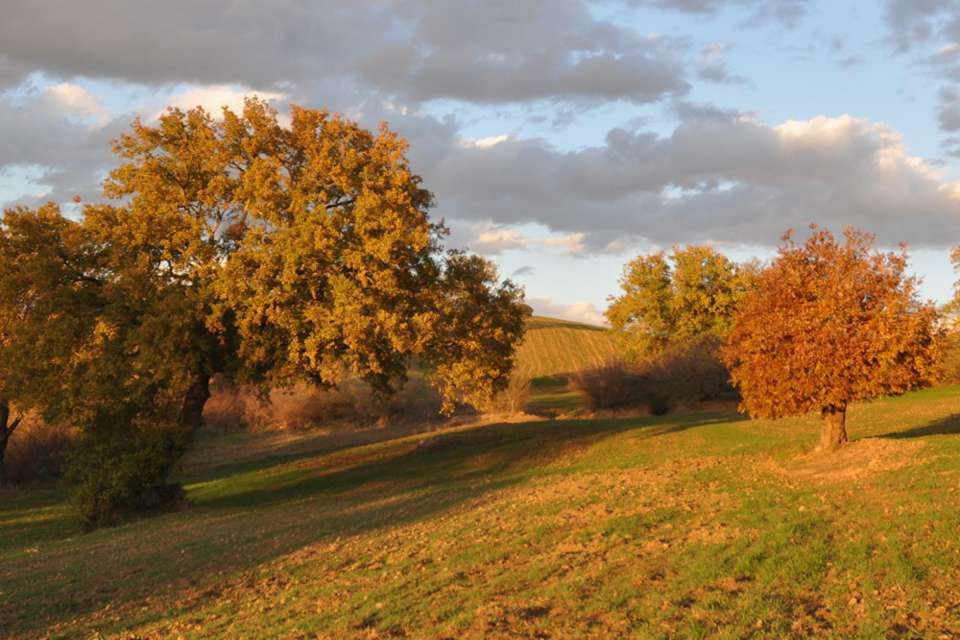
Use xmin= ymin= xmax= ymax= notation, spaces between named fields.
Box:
xmin=5 ymin=387 xmax=960 ymax=637
xmin=513 ymin=316 xmax=617 ymax=380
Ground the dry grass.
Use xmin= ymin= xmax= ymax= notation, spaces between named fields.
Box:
xmin=7 ymin=387 xmax=960 ymax=637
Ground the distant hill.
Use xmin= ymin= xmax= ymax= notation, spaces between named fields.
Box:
xmin=513 ymin=316 xmax=618 ymax=380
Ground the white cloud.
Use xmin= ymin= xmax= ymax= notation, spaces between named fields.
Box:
xmin=464 ymin=134 xmax=510 ymax=149
xmin=540 ymin=232 xmax=586 ymax=253
xmin=159 ymin=84 xmax=286 ymax=119
xmin=46 ymin=82 xmax=109 ymax=125
xmin=471 ymin=225 xmax=529 ymax=253
xmin=424 ymin=112 xmax=960 ymax=249
xmin=527 ymin=297 xmax=608 ymax=326
xmin=457 ymin=223 xmax=589 ymax=255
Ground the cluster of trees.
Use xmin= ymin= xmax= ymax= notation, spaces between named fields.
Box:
xmin=0 ymin=99 xmax=948 ymax=526
xmin=608 ymin=227 xmax=943 ymax=452
xmin=0 ymin=100 xmax=529 ymax=526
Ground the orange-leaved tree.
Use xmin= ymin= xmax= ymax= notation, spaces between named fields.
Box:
xmin=722 ymin=226 xmax=942 ymax=452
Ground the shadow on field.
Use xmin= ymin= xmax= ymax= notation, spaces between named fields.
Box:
xmin=880 ymin=413 xmax=960 ymax=440
xmin=0 ymin=410 xmax=737 ymax=637
xmin=197 ymin=411 xmax=738 ymax=510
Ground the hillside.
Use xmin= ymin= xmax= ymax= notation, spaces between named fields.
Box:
xmin=513 ymin=316 xmax=618 ymax=380
xmin=6 ymin=387 xmax=960 ymax=637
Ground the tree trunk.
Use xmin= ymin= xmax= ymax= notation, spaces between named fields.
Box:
xmin=0 ymin=401 xmax=10 ymax=488
xmin=0 ymin=428 xmax=7 ymax=488
xmin=819 ymin=405 xmax=848 ymax=452
xmin=178 ymin=374 xmax=210 ymax=432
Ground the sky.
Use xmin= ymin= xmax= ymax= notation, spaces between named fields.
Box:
xmin=2 ymin=0 xmax=960 ymax=325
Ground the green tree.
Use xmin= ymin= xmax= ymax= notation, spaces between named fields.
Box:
xmin=606 ymin=245 xmax=756 ymax=360
xmin=723 ymin=227 xmax=941 ymax=452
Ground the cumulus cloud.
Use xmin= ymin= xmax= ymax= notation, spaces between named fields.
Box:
xmin=46 ymin=82 xmax=110 ymax=124
xmin=160 ymin=85 xmax=287 ymax=119
xmin=0 ymin=84 xmax=127 ymax=207
xmin=0 ymin=0 xmax=688 ymax=107
xmin=454 ymin=223 xmax=588 ymax=255
xmin=423 ymin=111 xmax=960 ymax=249
xmin=526 ymin=297 xmax=608 ymax=326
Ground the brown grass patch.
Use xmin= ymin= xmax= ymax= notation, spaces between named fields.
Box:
xmin=773 ymin=438 xmax=926 ymax=484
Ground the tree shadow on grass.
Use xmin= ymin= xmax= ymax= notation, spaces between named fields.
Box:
xmin=0 ymin=409 xmax=738 ymax=637
xmin=195 ymin=410 xmax=742 ymax=510
xmin=879 ymin=413 xmax=960 ymax=440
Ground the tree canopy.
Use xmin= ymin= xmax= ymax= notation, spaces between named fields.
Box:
xmin=606 ymin=245 xmax=756 ymax=360
xmin=0 ymin=99 xmax=528 ymax=525
xmin=723 ymin=226 xmax=941 ymax=451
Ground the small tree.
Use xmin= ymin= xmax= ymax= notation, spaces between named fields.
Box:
xmin=723 ymin=226 xmax=942 ymax=452
xmin=606 ymin=245 xmax=755 ymax=361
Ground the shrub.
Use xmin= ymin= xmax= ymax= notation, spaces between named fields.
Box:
xmin=3 ymin=412 xmax=75 ymax=484
xmin=203 ymin=375 xmax=448 ymax=432
xmin=573 ymin=339 xmax=735 ymax=415
xmin=572 ymin=362 xmax=650 ymax=413
xmin=202 ymin=375 xmax=258 ymax=432
xmin=65 ymin=408 xmax=188 ymax=530
xmin=651 ymin=338 xmax=736 ymax=407
xmin=479 ymin=375 xmax=531 ymax=414
xmin=385 ymin=375 xmax=445 ymax=424
xmin=938 ymin=330 xmax=960 ymax=385
xmin=269 ymin=383 xmax=367 ymax=430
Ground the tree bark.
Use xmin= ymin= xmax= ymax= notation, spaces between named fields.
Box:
xmin=178 ymin=374 xmax=210 ymax=432
xmin=0 ymin=425 xmax=7 ymax=488
xmin=819 ymin=405 xmax=848 ymax=452
xmin=0 ymin=401 xmax=12 ymax=488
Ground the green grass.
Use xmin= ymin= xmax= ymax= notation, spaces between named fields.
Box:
xmin=6 ymin=387 xmax=960 ymax=637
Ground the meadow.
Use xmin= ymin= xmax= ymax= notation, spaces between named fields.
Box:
xmin=5 ymin=384 xmax=960 ymax=638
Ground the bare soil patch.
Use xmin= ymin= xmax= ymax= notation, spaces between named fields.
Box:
xmin=773 ymin=438 xmax=926 ymax=484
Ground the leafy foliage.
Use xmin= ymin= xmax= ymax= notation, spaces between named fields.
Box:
xmin=0 ymin=99 xmax=527 ymax=523
xmin=723 ymin=226 xmax=942 ymax=449
xmin=606 ymin=245 xmax=756 ymax=361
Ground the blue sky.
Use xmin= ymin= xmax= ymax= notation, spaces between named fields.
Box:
xmin=2 ymin=0 xmax=960 ymax=324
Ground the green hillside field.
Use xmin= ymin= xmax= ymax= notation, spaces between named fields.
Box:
xmin=6 ymin=387 xmax=960 ymax=637
xmin=513 ymin=316 xmax=618 ymax=381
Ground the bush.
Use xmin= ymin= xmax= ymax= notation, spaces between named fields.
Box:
xmin=479 ymin=375 xmax=531 ymax=414
xmin=65 ymin=408 xmax=188 ymax=530
xmin=572 ymin=362 xmax=651 ymax=413
xmin=573 ymin=339 xmax=736 ymax=415
xmin=652 ymin=338 xmax=736 ymax=407
xmin=203 ymin=375 xmax=447 ymax=432
xmin=202 ymin=375 xmax=258 ymax=432
xmin=938 ymin=331 xmax=960 ymax=385
xmin=4 ymin=412 xmax=75 ymax=484
xmin=385 ymin=375 xmax=445 ymax=424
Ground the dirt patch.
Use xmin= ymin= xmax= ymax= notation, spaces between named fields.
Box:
xmin=772 ymin=438 xmax=926 ymax=484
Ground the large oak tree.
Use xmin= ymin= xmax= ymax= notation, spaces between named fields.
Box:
xmin=0 ymin=100 xmax=528 ymax=522
xmin=722 ymin=226 xmax=941 ymax=451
